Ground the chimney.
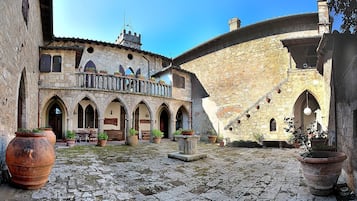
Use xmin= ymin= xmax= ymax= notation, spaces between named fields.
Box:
xmin=229 ymin=18 xmax=241 ymax=32
xmin=317 ymin=0 xmax=331 ymax=34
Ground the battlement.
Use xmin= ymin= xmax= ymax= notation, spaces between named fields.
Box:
xmin=115 ymin=29 xmax=142 ymax=49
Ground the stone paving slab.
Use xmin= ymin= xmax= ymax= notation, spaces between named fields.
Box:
xmin=0 ymin=140 xmax=344 ymax=200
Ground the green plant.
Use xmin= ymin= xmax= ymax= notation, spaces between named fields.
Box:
xmin=98 ymin=132 xmax=108 ymax=140
xmin=17 ymin=128 xmax=31 ymax=133
xmin=66 ymin=130 xmax=76 ymax=140
xmin=253 ymin=133 xmax=264 ymax=142
xmin=207 ymin=129 xmax=217 ymax=136
xmin=129 ymin=128 xmax=138 ymax=136
xmin=152 ymin=129 xmax=163 ymax=138
xmin=32 ymin=128 xmax=42 ymax=133
xmin=284 ymin=117 xmax=310 ymax=156
xmin=173 ymin=129 xmax=182 ymax=135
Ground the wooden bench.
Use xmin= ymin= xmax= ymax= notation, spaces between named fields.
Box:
xmin=104 ymin=130 xmax=123 ymax=141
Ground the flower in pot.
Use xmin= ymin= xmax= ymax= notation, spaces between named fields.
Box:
xmin=98 ymin=70 xmax=108 ymax=75
xmin=207 ymin=129 xmax=217 ymax=144
xmin=66 ymin=130 xmax=76 ymax=147
xmin=128 ymin=128 xmax=139 ymax=146
xmin=114 ymin=71 xmax=122 ymax=77
xmin=152 ymin=129 xmax=164 ymax=144
xmin=97 ymin=132 xmax=108 ymax=147
xmin=284 ymin=117 xmax=347 ymax=196
xmin=181 ymin=129 xmax=194 ymax=135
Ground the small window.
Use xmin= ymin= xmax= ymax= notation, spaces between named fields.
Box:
xmin=270 ymin=118 xmax=277 ymax=131
xmin=22 ymin=0 xmax=29 ymax=27
xmin=52 ymin=56 xmax=62 ymax=72
xmin=173 ymin=74 xmax=185 ymax=89
xmin=127 ymin=54 xmax=133 ymax=60
xmin=87 ymin=47 xmax=94 ymax=53
xmin=39 ymin=54 xmax=51 ymax=72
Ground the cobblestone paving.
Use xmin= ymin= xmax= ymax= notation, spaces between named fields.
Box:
xmin=0 ymin=140 xmax=339 ymax=201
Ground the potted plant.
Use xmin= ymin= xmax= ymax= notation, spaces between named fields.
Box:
xmin=207 ymin=129 xmax=217 ymax=144
xmin=253 ymin=133 xmax=264 ymax=145
xmin=284 ymin=117 xmax=347 ymax=196
xmin=114 ymin=71 xmax=122 ymax=77
xmin=306 ymin=121 xmax=334 ymax=151
xmin=66 ymin=130 xmax=76 ymax=147
xmin=6 ymin=128 xmax=55 ymax=189
xmin=152 ymin=129 xmax=164 ymax=144
xmin=128 ymin=128 xmax=139 ymax=146
xmin=181 ymin=129 xmax=194 ymax=135
xmin=172 ymin=129 xmax=182 ymax=141
xmin=98 ymin=70 xmax=108 ymax=75
xmin=97 ymin=132 xmax=108 ymax=147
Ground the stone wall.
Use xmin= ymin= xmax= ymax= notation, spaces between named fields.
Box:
xmin=178 ymin=25 xmax=328 ymax=142
xmin=0 ymin=0 xmax=44 ymax=174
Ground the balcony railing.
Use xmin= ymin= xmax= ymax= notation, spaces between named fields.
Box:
xmin=76 ymin=73 xmax=172 ymax=97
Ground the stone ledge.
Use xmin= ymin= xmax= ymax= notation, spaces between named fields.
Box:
xmin=168 ymin=152 xmax=207 ymax=162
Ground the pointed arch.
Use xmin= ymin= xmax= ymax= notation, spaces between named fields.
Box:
xmin=293 ymin=90 xmax=321 ymax=133
xmin=125 ymin=67 xmax=134 ymax=75
xmin=133 ymin=101 xmax=151 ymax=140
xmin=44 ymin=96 xmax=68 ymax=140
xmin=17 ymin=70 xmax=26 ymax=129
xmin=84 ymin=60 xmax=96 ymax=72
xmin=103 ymin=98 xmax=126 ymax=140
xmin=158 ymin=103 xmax=170 ymax=138
xmin=74 ymin=96 xmax=99 ymax=129
xmin=176 ymin=105 xmax=189 ymax=130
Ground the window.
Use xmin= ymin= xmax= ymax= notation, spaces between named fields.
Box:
xmin=22 ymin=0 xmax=29 ymax=27
xmin=270 ymin=118 xmax=277 ymax=131
xmin=52 ymin=56 xmax=62 ymax=72
xmin=39 ymin=54 xmax=62 ymax=72
xmin=78 ymin=104 xmax=83 ymax=128
xmin=173 ymin=74 xmax=185 ymax=89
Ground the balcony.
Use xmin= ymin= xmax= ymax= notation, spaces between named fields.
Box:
xmin=76 ymin=73 xmax=172 ymax=97
xmin=39 ymin=72 xmax=172 ymax=98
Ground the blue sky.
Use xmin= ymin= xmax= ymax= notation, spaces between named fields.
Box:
xmin=53 ymin=0 xmax=339 ymax=58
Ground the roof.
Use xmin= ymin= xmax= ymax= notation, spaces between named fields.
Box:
xmin=52 ymin=37 xmax=172 ymax=62
xmin=173 ymin=13 xmax=318 ymax=65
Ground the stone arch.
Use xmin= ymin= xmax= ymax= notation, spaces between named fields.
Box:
xmin=42 ymin=96 xmax=68 ymax=140
xmin=17 ymin=70 xmax=27 ymax=129
xmin=175 ymin=105 xmax=190 ymax=130
xmin=75 ymin=97 xmax=99 ymax=129
xmin=158 ymin=103 xmax=171 ymax=138
xmin=133 ymin=101 xmax=152 ymax=140
xmin=84 ymin=60 xmax=96 ymax=72
xmin=270 ymin=118 xmax=277 ymax=132
xmin=103 ymin=98 xmax=128 ymax=141
xmin=293 ymin=90 xmax=321 ymax=133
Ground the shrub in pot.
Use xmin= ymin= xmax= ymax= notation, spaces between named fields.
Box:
xmin=128 ymin=128 xmax=139 ymax=146
xmin=97 ymin=132 xmax=108 ymax=147
xmin=152 ymin=129 xmax=163 ymax=144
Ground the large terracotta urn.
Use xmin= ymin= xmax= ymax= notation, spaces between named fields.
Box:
xmin=6 ymin=131 xmax=56 ymax=189
xmin=42 ymin=127 xmax=56 ymax=146
xmin=296 ymin=151 xmax=347 ymax=196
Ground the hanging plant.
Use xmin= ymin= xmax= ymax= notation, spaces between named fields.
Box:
xmin=266 ymin=97 xmax=271 ymax=103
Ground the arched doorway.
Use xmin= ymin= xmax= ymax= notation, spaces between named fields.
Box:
xmin=160 ymin=109 xmax=169 ymax=138
xmin=17 ymin=71 xmax=26 ymax=129
xmin=176 ymin=106 xmax=189 ymax=130
xmin=48 ymin=103 xmax=63 ymax=140
xmin=293 ymin=90 xmax=321 ymax=133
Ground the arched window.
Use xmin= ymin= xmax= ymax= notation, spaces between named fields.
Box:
xmin=270 ymin=118 xmax=277 ymax=131
xmin=77 ymin=104 xmax=83 ymax=128
xmin=84 ymin=60 xmax=96 ymax=72
xmin=85 ymin=105 xmax=94 ymax=128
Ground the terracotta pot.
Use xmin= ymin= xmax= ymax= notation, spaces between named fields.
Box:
xmin=98 ymin=139 xmax=107 ymax=147
xmin=128 ymin=135 xmax=138 ymax=146
xmin=6 ymin=132 xmax=55 ymax=189
xmin=296 ymin=151 xmax=347 ymax=196
xmin=66 ymin=139 xmax=76 ymax=147
xmin=208 ymin=135 xmax=217 ymax=144
xmin=153 ymin=137 xmax=161 ymax=144
xmin=42 ymin=127 xmax=56 ymax=146
xmin=182 ymin=130 xmax=194 ymax=135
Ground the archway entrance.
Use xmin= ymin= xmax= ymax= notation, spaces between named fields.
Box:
xmin=293 ymin=90 xmax=321 ymax=133
xmin=160 ymin=109 xmax=169 ymax=138
xmin=49 ymin=103 xmax=63 ymax=140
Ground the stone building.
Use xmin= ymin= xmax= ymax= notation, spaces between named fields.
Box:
xmin=317 ymin=33 xmax=357 ymax=193
xmin=174 ymin=1 xmax=332 ymax=143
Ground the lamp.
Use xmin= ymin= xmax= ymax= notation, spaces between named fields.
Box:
xmin=304 ymin=91 xmax=312 ymax=116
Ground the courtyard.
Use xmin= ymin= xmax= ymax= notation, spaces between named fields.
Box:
xmin=0 ymin=140 xmax=339 ymax=201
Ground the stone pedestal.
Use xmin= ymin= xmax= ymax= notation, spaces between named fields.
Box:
xmin=168 ymin=135 xmax=207 ymax=162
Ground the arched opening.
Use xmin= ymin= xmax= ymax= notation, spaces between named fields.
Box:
xmin=159 ymin=107 xmax=170 ymax=138
xmin=293 ymin=90 xmax=321 ymax=133
xmin=176 ymin=106 xmax=189 ymax=130
xmin=17 ymin=70 xmax=26 ymax=129
xmin=48 ymin=103 xmax=63 ymax=140
xmin=103 ymin=99 xmax=126 ymax=141
xmin=84 ymin=60 xmax=96 ymax=72
xmin=133 ymin=102 xmax=151 ymax=140
xmin=74 ymin=98 xmax=98 ymax=130
xmin=85 ymin=105 xmax=95 ymax=128
xmin=78 ymin=104 xmax=83 ymax=128
xmin=270 ymin=118 xmax=277 ymax=131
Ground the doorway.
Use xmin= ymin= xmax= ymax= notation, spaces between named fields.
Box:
xmin=48 ymin=103 xmax=63 ymax=140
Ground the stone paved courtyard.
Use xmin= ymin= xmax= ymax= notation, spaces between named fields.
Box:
xmin=0 ymin=140 xmax=341 ymax=200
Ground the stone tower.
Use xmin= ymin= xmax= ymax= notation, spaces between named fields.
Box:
xmin=115 ymin=29 xmax=142 ymax=50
